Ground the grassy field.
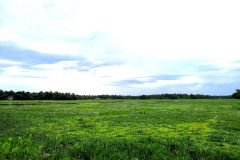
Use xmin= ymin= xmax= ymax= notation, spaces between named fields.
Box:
xmin=0 ymin=99 xmax=240 ymax=160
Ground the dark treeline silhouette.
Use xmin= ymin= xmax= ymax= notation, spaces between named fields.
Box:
xmin=232 ymin=89 xmax=240 ymax=99
xmin=0 ymin=89 xmax=233 ymax=100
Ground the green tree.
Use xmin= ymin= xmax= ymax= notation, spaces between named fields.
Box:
xmin=232 ymin=89 xmax=240 ymax=99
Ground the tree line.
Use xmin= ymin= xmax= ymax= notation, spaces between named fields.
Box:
xmin=0 ymin=89 xmax=237 ymax=100
xmin=232 ymin=89 xmax=240 ymax=99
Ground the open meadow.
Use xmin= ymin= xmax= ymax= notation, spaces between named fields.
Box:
xmin=0 ymin=99 xmax=240 ymax=159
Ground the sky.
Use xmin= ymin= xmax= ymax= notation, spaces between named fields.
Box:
xmin=0 ymin=0 xmax=240 ymax=95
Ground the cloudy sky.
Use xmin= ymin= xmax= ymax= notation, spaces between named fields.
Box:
xmin=0 ymin=0 xmax=240 ymax=95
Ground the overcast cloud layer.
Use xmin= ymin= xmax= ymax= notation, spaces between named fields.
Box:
xmin=0 ymin=0 xmax=240 ymax=95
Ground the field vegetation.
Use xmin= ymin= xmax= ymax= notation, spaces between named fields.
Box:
xmin=0 ymin=99 xmax=240 ymax=159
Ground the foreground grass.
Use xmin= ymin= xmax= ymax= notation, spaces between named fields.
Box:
xmin=0 ymin=99 xmax=240 ymax=159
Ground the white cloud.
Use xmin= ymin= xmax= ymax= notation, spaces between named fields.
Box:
xmin=0 ymin=59 xmax=22 ymax=65
xmin=1 ymin=0 xmax=239 ymax=59
xmin=0 ymin=0 xmax=240 ymax=94
xmin=0 ymin=62 xmax=115 ymax=94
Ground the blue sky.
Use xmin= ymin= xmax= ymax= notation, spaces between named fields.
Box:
xmin=0 ymin=0 xmax=240 ymax=95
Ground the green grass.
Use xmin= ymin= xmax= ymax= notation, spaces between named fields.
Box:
xmin=0 ymin=99 xmax=240 ymax=159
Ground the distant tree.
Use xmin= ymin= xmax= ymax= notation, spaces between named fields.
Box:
xmin=232 ymin=89 xmax=240 ymax=99
xmin=0 ymin=90 xmax=6 ymax=100
xmin=139 ymin=95 xmax=146 ymax=99
xmin=0 ymin=89 xmax=232 ymax=100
